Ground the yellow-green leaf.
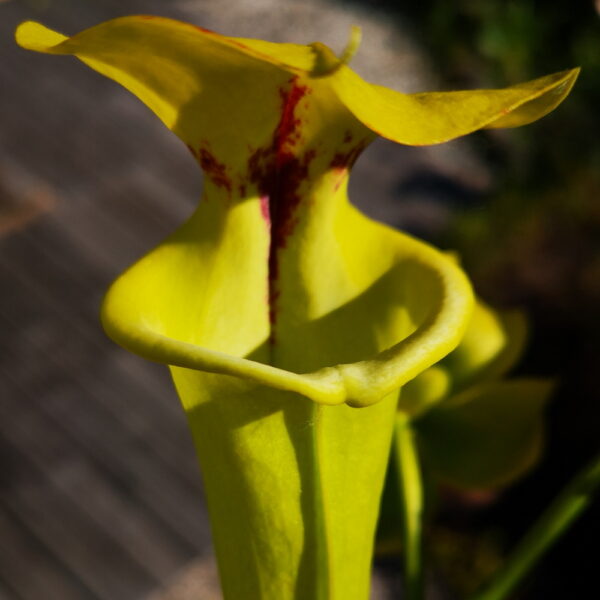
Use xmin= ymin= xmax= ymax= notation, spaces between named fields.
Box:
xmin=441 ymin=301 xmax=528 ymax=389
xmin=330 ymin=66 xmax=579 ymax=145
xmin=417 ymin=379 xmax=554 ymax=489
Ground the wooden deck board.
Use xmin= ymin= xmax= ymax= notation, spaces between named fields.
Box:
xmin=0 ymin=506 xmax=95 ymax=600
xmin=0 ymin=404 xmax=190 ymax=580
xmin=0 ymin=2 xmax=215 ymax=598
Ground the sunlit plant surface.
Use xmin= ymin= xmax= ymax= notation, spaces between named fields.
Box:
xmin=16 ymin=15 xmax=593 ymax=600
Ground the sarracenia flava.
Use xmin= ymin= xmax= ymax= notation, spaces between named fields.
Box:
xmin=16 ymin=16 xmax=577 ymax=600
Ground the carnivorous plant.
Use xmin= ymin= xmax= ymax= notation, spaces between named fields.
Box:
xmin=16 ymin=16 xmax=578 ymax=600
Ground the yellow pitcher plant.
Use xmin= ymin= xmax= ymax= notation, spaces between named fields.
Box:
xmin=16 ymin=16 xmax=578 ymax=600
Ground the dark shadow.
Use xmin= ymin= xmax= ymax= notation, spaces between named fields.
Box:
xmin=395 ymin=169 xmax=484 ymax=210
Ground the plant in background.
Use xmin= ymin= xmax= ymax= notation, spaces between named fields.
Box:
xmin=408 ymin=299 xmax=548 ymax=491
xmin=16 ymin=15 xmax=582 ymax=600
xmin=379 ymin=299 xmax=551 ymax=596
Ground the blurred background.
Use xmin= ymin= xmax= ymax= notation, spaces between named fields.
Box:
xmin=0 ymin=0 xmax=598 ymax=598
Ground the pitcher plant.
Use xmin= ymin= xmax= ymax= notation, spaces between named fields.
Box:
xmin=15 ymin=16 xmax=578 ymax=600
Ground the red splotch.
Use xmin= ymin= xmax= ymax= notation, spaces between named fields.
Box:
xmin=189 ymin=145 xmax=232 ymax=193
xmin=331 ymin=143 xmax=366 ymax=192
xmin=343 ymin=130 xmax=353 ymax=144
xmin=259 ymin=195 xmax=270 ymax=225
xmin=246 ymin=76 xmax=317 ymax=332
xmin=248 ymin=76 xmax=311 ymax=234
xmin=330 ymin=140 xmax=368 ymax=170
xmin=274 ymin=81 xmax=307 ymax=153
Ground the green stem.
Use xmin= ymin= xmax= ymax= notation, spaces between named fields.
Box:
xmin=471 ymin=453 xmax=600 ymax=600
xmin=394 ymin=414 xmax=425 ymax=600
